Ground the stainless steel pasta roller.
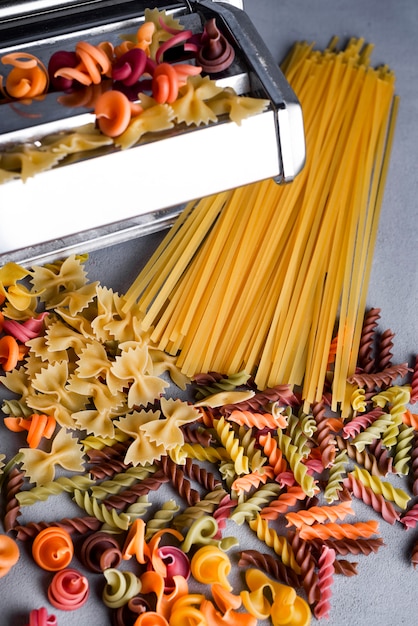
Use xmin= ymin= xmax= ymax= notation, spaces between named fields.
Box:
xmin=0 ymin=0 xmax=305 ymax=264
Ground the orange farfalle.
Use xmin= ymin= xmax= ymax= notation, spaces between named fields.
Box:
xmin=0 ymin=534 xmax=20 ymax=578
xmin=1 ymin=52 xmax=48 ymax=98
xmin=95 ymin=90 xmax=142 ymax=137
xmin=0 ymin=335 xmax=20 ymax=371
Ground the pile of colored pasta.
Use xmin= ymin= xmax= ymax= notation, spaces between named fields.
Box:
xmin=0 ymin=253 xmax=418 ymax=625
xmin=123 ymin=37 xmax=398 ymax=416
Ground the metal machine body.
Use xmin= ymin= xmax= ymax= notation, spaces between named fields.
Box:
xmin=0 ymin=1 xmax=305 ymax=264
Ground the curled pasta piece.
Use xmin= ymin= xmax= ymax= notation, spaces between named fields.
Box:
xmin=147 ymin=527 xmax=184 ymax=577
xmin=190 ymin=545 xmax=232 ymax=590
xmin=48 ymin=50 xmax=78 ymax=89
xmin=152 ymin=62 xmax=179 ymax=103
xmin=48 ymin=568 xmax=89 ymax=610
xmin=121 ymin=518 xmax=150 ymax=564
xmin=95 ymin=90 xmax=141 ymax=137
xmin=168 ymin=594 xmax=206 ymax=626
xmin=200 ymin=598 xmax=257 ymax=626
xmin=157 ymin=545 xmax=190 ymax=591
xmin=1 ymin=52 xmax=48 ymax=98
xmin=5 ymin=413 xmax=56 ymax=448
xmin=270 ymin=582 xmax=311 ymax=626
xmin=112 ymin=47 xmax=147 ymax=86
xmin=102 ymin=568 xmax=142 ymax=608
xmin=24 ymin=607 xmax=57 ymax=626
xmin=0 ymin=534 xmax=20 ymax=577
xmin=0 ymin=335 xmax=20 ymax=371
xmin=135 ymin=21 xmax=156 ymax=55
xmin=55 ymin=40 xmax=112 ymax=86
xmin=134 ymin=613 xmax=169 ymax=626
xmin=32 ymin=526 xmax=74 ymax=571
xmin=196 ymin=18 xmax=235 ymax=73
xmin=80 ymin=531 xmax=122 ymax=572
xmin=140 ymin=569 xmax=189 ymax=620
xmin=181 ymin=515 xmax=220 ymax=553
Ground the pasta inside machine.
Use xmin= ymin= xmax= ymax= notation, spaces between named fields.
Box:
xmin=0 ymin=0 xmax=305 ymax=264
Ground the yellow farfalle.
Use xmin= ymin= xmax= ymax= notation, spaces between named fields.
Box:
xmin=208 ymin=88 xmax=270 ymax=125
xmin=115 ymin=409 xmax=166 ymax=466
xmin=171 ymin=75 xmax=223 ymax=126
xmin=44 ymin=318 xmax=91 ymax=355
xmin=109 ymin=344 xmax=169 ymax=408
xmin=139 ymin=397 xmax=200 ymax=450
xmin=116 ymin=103 xmax=174 ymax=150
xmin=31 ymin=255 xmax=89 ymax=307
xmin=20 ymin=427 xmax=85 ymax=485
xmin=28 ymin=360 xmax=87 ymax=428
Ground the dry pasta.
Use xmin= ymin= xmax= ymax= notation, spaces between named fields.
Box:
xmin=123 ymin=38 xmax=398 ymax=416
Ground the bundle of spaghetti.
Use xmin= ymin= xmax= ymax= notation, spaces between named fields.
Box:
xmin=123 ymin=38 xmax=398 ymax=415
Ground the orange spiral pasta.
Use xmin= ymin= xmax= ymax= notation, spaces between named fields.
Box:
xmin=258 ymin=432 xmax=288 ymax=476
xmin=298 ymin=520 xmax=379 ymax=541
xmin=260 ymin=486 xmax=307 ymax=521
xmin=285 ymin=500 xmax=355 ymax=529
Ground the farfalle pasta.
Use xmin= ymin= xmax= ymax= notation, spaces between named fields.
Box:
xmin=1 ymin=174 xmax=418 ymax=626
xmin=20 ymin=427 xmax=85 ymax=485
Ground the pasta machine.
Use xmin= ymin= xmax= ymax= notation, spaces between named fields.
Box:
xmin=0 ymin=0 xmax=305 ymax=264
